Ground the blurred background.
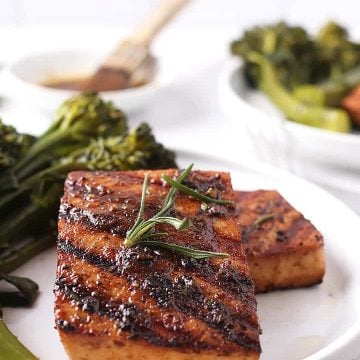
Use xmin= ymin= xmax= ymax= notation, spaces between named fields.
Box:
xmin=0 ymin=0 xmax=359 ymax=214
xmin=0 ymin=0 xmax=358 ymax=29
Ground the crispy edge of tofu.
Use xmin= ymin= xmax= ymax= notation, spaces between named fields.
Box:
xmin=248 ymin=245 xmax=325 ymax=293
xmin=59 ymin=331 xmax=260 ymax=360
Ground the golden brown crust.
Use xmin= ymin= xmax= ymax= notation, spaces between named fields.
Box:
xmin=247 ymin=247 xmax=325 ymax=293
xmin=235 ymin=190 xmax=325 ymax=293
xmin=59 ymin=331 xmax=260 ymax=360
xmin=55 ymin=170 xmax=261 ymax=358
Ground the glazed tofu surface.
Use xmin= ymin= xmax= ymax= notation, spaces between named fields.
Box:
xmin=55 ymin=170 xmax=261 ymax=360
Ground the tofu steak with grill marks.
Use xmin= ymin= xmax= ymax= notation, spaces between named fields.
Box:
xmin=235 ymin=190 xmax=325 ymax=293
xmin=55 ymin=170 xmax=261 ymax=360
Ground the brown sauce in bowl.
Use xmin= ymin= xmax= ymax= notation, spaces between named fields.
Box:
xmin=42 ymin=57 xmax=157 ymax=92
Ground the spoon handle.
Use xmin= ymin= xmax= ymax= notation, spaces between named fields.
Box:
xmin=129 ymin=0 xmax=191 ymax=46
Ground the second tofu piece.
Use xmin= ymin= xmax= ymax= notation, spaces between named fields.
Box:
xmin=235 ymin=190 xmax=325 ymax=293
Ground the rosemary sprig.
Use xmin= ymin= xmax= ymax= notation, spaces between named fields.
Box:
xmin=254 ymin=213 xmax=275 ymax=226
xmin=124 ymin=165 xmax=192 ymax=248
xmin=124 ymin=164 xmax=230 ymax=259
xmin=162 ymin=175 xmax=233 ymax=205
xmin=141 ymin=241 xmax=229 ymax=259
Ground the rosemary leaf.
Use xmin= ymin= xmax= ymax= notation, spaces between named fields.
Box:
xmin=126 ymin=173 xmax=149 ymax=240
xmin=141 ymin=240 xmax=229 ymax=259
xmin=162 ymin=175 xmax=233 ymax=205
xmin=157 ymin=164 xmax=193 ymax=217
xmin=153 ymin=216 xmax=191 ymax=230
xmin=254 ymin=213 xmax=275 ymax=226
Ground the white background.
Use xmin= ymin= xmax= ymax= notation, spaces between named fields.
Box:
xmin=0 ymin=0 xmax=358 ymax=30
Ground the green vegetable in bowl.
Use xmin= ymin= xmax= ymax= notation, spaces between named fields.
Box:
xmin=231 ymin=22 xmax=322 ymax=89
xmin=231 ymin=21 xmax=360 ymax=132
xmin=294 ymin=21 xmax=360 ymax=107
xmin=247 ymin=52 xmax=351 ymax=132
xmin=316 ymin=21 xmax=360 ymax=77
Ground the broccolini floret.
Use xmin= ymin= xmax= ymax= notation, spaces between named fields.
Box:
xmin=11 ymin=92 xmax=128 ymax=183
xmin=0 ymin=120 xmax=36 ymax=170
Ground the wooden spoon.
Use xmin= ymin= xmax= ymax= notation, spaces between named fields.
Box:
xmin=80 ymin=0 xmax=191 ymax=92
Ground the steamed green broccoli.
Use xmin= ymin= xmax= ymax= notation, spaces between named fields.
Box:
xmin=231 ymin=22 xmax=320 ymax=88
xmin=231 ymin=21 xmax=360 ymax=91
xmin=316 ymin=21 xmax=360 ymax=77
xmin=230 ymin=21 xmax=359 ymax=132
xmin=294 ymin=22 xmax=360 ymax=106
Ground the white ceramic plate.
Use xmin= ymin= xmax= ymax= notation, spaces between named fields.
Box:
xmin=218 ymin=59 xmax=360 ymax=171
xmin=3 ymin=150 xmax=360 ymax=360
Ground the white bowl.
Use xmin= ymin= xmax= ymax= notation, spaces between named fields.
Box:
xmin=1 ymin=48 xmax=172 ymax=114
xmin=218 ymin=59 xmax=360 ymax=171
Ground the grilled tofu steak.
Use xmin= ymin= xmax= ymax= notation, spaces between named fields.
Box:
xmin=235 ymin=190 xmax=325 ymax=293
xmin=55 ymin=170 xmax=261 ymax=360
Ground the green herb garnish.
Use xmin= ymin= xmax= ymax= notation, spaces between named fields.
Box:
xmin=254 ymin=213 xmax=275 ymax=226
xmin=124 ymin=164 xmax=230 ymax=259
xmin=162 ymin=175 xmax=233 ymax=205
xmin=141 ymin=241 xmax=229 ymax=259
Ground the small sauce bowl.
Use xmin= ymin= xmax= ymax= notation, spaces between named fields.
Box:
xmin=2 ymin=48 xmax=172 ymax=114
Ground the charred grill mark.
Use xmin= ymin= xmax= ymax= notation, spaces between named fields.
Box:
xmin=140 ymin=272 xmax=260 ymax=352
xmin=57 ymin=319 xmax=76 ymax=332
xmin=58 ymin=239 xmax=116 ymax=272
xmin=55 ymin=277 xmax=191 ymax=348
xmin=57 ymin=239 xmax=259 ymax=352
xmin=58 ymin=237 xmax=254 ymax=304
xmin=235 ymin=190 xmax=324 ymax=258
xmin=178 ymin=257 xmax=255 ymax=303
xmin=58 ymin=203 xmax=132 ymax=237
xmin=59 ymin=199 xmax=235 ymax=240
xmin=56 ymin=251 xmax=243 ymax=352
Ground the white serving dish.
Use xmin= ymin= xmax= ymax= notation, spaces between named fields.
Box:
xmin=4 ymin=149 xmax=360 ymax=360
xmin=0 ymin=48 xmax=172 ymax=114
xmin=218 ymin=59 xmax=360 ymax=171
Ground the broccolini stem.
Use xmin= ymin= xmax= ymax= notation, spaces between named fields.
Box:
xmin=15 ymin=153 xmax=53 ymax=183
xmin=12 ymin=128 xmax=76 ymax=180
xmin=0 ymin=319 xmax=38 ymax=359
xmin=0 ymin=203 xmax=46 ymax=248
xmin=0 ymin=233 xmax=54 ymax=274
xmin=248 ymin=52 xmax=351 ymax=133
xmin=0 ymin=161 xmax=86 ymax=214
